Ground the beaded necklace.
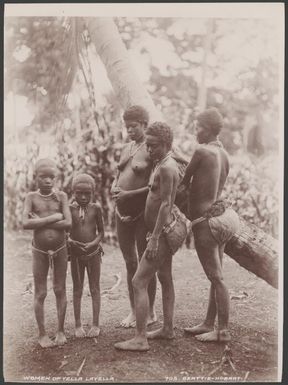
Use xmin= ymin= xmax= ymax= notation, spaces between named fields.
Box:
xmin=129 ymin=141 xmax=145 ymax=158
xmin=207 ymin=140 xmax=223 ymax=148
xmin=148 ymin=151 xmax=172 ymax=187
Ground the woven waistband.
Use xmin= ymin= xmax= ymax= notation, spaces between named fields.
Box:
xmin=191 ymin=216 xmax=206 ymax=228
xmin=32 ymin=242 xmax=66 ymax=256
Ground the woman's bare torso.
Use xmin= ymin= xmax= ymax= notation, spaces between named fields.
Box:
xmin=145 ymin=158 xmax=179 ymax=231
xmin=116 ymin=143 xmax=152 ymax=217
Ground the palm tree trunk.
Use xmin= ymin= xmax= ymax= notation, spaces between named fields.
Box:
xmin=85 ymin=17 xmax=161 ymax=122
xmin=197 ymin=20 xmax=213 ymax=111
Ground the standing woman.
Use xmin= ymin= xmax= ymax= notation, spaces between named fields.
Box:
xmin=111 ymin=106 xmax=157 ymax=328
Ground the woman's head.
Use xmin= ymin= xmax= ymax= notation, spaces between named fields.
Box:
xmin=145 ymin=121 xmax=173 ymax=161
xmin=123 ymin=105 xmax=149 ymax=142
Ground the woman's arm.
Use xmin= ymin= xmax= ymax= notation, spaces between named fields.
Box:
xmin=112 ymin=186 xmax=149 ymax=204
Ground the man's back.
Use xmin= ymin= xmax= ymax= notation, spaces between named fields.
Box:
xmin=189 ymin=145 xmax=229 ymax=220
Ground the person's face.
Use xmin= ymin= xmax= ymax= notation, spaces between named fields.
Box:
xmin=146 ymin=135 xmax=169 ymax=161
xmin=36 ymin=166 xmax=57 ymax=194
xmin=195 ymin=122 xmax=210 ymax=144
xmin=124 ymin=119 xmax=145 ymax=141
xmin=73 ymin=182 xmax=93 ymax=207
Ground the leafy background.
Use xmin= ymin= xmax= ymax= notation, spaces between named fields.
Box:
xmin=4 ymin=17 xmax=280 ymax=238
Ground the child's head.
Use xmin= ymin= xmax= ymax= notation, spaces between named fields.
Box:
xmin=72 ymin=173 xmax=95 ymax=206
xmin=34 ymin=158 xmax=58 ymax=193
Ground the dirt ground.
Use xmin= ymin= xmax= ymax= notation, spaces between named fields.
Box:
xmin=4 ymin=231 xmax=279 ymax=383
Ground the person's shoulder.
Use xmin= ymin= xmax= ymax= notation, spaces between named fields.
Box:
xmin=160 ymin=158 xmax=179 ymax=174
xmin=26 ymin=191 xmax=37 ymax=200
xmin=196 ymin=145 xmax=218 ymax=158
xmin=57 ymin=190 xmax=68 ymax=199
xmin=90 ymin=202 xmax=103 ymax=212
xmin=69 ymin=201 xmax=77 ymax=209
xmin=122 ymin=142 xmax=132 ymax=152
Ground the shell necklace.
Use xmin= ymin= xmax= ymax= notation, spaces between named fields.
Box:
xmin=148 ymin=151 xmax=172 ymax=187
xmin=129 ymin=141 xmax=145 ymax=158
xmin=207 ymin=140 xmax=223 ymax=148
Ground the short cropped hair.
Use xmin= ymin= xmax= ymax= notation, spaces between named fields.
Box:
xmin=34 ymin=158 xmax=57 ymax=174
xmin=146 ymin=121 xmax=173 ymax=149
xmin=72 ymin=173 xmax=95 ymax=191
xmin=123 ymin=105 xmax=149 ymax=126
xmin=197 ymin=107 xmax=223 ymax=136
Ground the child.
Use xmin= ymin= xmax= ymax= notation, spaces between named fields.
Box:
xmin=68 ymin=173 xmax=104 ymax=338
xmin=23 ymin=158 xmax=72 ymax=348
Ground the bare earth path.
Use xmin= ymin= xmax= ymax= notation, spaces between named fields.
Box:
xmin=4 ymin=231 xmax=279 ymax=382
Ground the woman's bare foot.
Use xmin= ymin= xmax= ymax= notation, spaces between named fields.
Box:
xmin=147 ymin=327 xmax=175 ymax=340
xmin=87 ymin=326 xmax=100 ymax=338
xmin=75 ymin=326 xmax=86 ymax=338
xmin=120 ymin=312 xmax=136 ymax=328
xmin=114 ymin=337 xmax=149 ymax=351
xmin=147 ymin=311 xmax=157 ymax=326
xmin=195 ymin=329 xmax=231 ymax=342
xmin=55 ymin=331 xmax=67 ymax=345
xmin=184 ymin=323 xmax=214 ymax=335
xmin=38 ymin=335 xmax=56 ymax=348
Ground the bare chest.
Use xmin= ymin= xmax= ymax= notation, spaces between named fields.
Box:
xmin=71 ymin=207 xmax=97 ymax=228
xmin=32 ymin=195 xmax=62 ymax=216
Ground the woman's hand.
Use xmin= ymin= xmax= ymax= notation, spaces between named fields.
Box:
xmin=110 ymin=185 xmax=121 ymax=196
xmin=112 ymin=188 xmax=131 ymax=203
xmin=177 ymin=183 xmax=187 ymax=194
xmin=144 ymin=236 xmax=159 ymax=261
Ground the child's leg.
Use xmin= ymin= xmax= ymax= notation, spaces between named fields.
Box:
xmin=86 ymin=254 xmax=101 ymax=337
xmin=32 ymin=250 xmax=55 ymax=348
xmin=52 ymin=247 xmax=68 ymax=345
xmin=70 ymin=255 xmax=86 ymax=337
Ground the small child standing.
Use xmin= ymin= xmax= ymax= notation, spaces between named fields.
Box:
xmin=23 ymin=158 xmax=72 ymax=348
xmin=68 ymin=174 xmax=104 ymax=338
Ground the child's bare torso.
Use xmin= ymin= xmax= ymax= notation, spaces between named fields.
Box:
xmin=70 ymin=203 xmax=99 ymax=244
xmin=31 ymin=192 xmax=65 ymax=250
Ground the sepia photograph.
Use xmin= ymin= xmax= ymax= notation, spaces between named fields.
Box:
xmin=3 ymin=3 xmax=284 ymax=383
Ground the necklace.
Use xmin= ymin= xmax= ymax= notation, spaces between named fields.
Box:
xmin=129 ymin=141 xmax=145 ymax=158
xmin=36 ymin=189 xmax=60 ymax=202
xmin=148 ymin=151 xmax=172 ymax=187
xmin=207 ymin=140 xmax=223 ymax=148
xmin=37 ymin=189 xmax=55 ymax=198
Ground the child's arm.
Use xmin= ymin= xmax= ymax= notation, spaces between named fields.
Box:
xmin=82 ymin=205 xmax=105 ymax=252
xmin=22 ymin=193 xmax=63 ymax=230
xmin=48 ymin=192 xmax=72 ymax=230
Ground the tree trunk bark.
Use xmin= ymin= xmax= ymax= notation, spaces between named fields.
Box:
xmin=224 ymin=218 xmax=278 ymax=289
xmin=197 ymin=20 xmax=213 ymax=112
xmin=86 ymin=17 xmax=278 ymax=289
xmin=176 ymin=190 xmax=278 ymax=288
xmin=85 ymin=17 xmax=161 ymax=122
